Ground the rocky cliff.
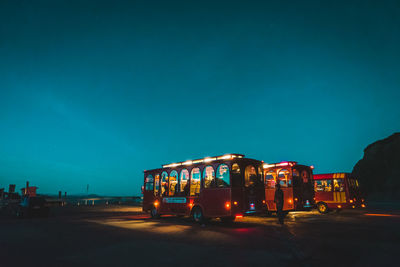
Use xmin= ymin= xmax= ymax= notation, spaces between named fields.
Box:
xmin=352 ymin=133 xmax=400 ymax=200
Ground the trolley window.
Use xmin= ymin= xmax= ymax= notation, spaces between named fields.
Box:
xmin=258 ymin=165 xmax=263 ymax=182
xmin=180 ymin=169 xmax=189 ymax=195
xmin=333 ymin=178 xmax=345 ymax=192
xmin=216 ymin=164 xmax=230 ymax=188
xmin=161 ymin=171 xmax=169 ymax=196
xmin=203 ymin=166 xmax=215 ymax=188
xmin=231 ymin=163 xmax=241 ymax=187
xmin=265 ymin=170 xmax=276 ymax=189
xmin=145 ymin=175 xmax=154 ymax=191
xmin=154 ymin=174 xmax=160 ymax=196
xmin=245 ymin=165 xmax=257 ymax=187
xmin=301 ymin=170 xmax=310 ymax=183
xmin=292 ymin=169 xmax=300 ymax=187
xmin=190 ymin=168 xmax=201 ymax=196
xmin=278 ymin=169 xmax=291 ymax=187
xmin=314 ymin=179 xmax=332 ymax=192
xmin=169 ymin=170 xmax=178 ymax=196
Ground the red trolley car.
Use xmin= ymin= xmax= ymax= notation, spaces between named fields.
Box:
xmin=313 ymin=173 xmax=365 ymax=213
xmin=142 ymin=154 xmax=265 ymax=222
xmin=263 ymin=161 xmax=315 ymax=213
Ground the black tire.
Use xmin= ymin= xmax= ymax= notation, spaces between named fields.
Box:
xmin=317 ymin=202 xmax=329 ymax=214
xmin=220 ymin=216 xmax=235 ymax=223
xmin=150 ymin=206 xmax=160 ymax=219
xmin=192 ymin=207 xmax=205 ymax=223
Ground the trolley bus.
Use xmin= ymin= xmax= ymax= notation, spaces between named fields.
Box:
xmin=263 ymin=161 xmax=315 ymax=213
xmin=142 ymin=154 xmax=265 ymax=222
xmin=313 ymin=173 xmax=365 ymax=213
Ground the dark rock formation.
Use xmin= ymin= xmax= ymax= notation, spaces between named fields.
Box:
xmin=352 ymin=133 xmax=400 ymax=200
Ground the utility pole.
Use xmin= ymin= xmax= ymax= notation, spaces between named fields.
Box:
xmin=86 ymin=184 xmax=89 ymax=196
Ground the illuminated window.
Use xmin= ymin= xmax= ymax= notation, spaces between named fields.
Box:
xmin=216 ymin=164 xmax=230 ymax=188
xmin=244 ymin=165 xmax=257 ymax=187
xmin=333 ymin=178 xmax=345 ymax=192
xmin=154 ymin=174 xmax=160 ymax=196
xmin=169 ymin=170 xmax=178 ymax=196
xmin=145 ymin=175 xmax=154 ymax=191
xmin=190 ymin=168 xmax=201 ymax=196
xmin=232 ymin=163 xmax=240 ymax=174
xmin=180 ymin=169 xmax=189 ymax=195
xmin=258 ymin=166 xmax=263 ymax=182
xmin=203 ymin=166 xmax=215 ymax=188
xmin=161 ymin=171 xmax=168 ymax=196
xmin=278 ymin=169 xmax=291 ymax=187
xmin=265 ymin=170 xmax=276 ymax=189
xmin=314 ymin=180 xmax=332 ymax=192
xmin=231 ymin=163 xmax=241 ymax=187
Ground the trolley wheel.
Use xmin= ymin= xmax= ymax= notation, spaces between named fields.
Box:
xmin=192 ymin=207 xmax=205 ymax=223
xmin=150 ymin=206 xmax=160 ymax=219
xmin=317 ymin=202 xmax=329 ymax=214
xmin=220 ymin=216 xmax=235 ymax=223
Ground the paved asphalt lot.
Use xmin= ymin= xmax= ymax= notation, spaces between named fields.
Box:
xmin=1 ymin=203 xmax=399 ymax=267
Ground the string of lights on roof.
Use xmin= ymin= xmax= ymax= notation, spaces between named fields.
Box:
xmin=162 ymin=154 xmax=244 ymax=168
xmin=263 ymin=161 xmax=298 ymax=169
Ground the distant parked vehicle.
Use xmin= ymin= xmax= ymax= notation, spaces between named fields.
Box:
xmin=313 ymin=173 xmax=366 ymax=213
xmin=0 ymin=192 xmax=21 ymax=215
xmin=16 ymin=196 xmax=49 ymax=218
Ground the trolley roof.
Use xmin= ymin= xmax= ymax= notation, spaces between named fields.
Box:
xmin=162 ymin=153 xmax=245 ymax=168
xmin=263 ymin=161 xmax=314 ymax=169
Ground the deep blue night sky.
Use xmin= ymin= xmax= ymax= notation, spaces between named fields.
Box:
xmin=1 ymin=0 xmax=399 ymax=195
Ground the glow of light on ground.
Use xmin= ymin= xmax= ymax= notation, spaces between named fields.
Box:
xmin=86 ymin=218 xmax=235 ymax=242
xmin=364 ymin=213 xmax=400 ymax=218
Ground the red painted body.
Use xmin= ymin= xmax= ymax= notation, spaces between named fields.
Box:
xmin=142 ymin=155 xmax=265 ymax=219
xmin=313 ymin=173 xmax=364 ymax=210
